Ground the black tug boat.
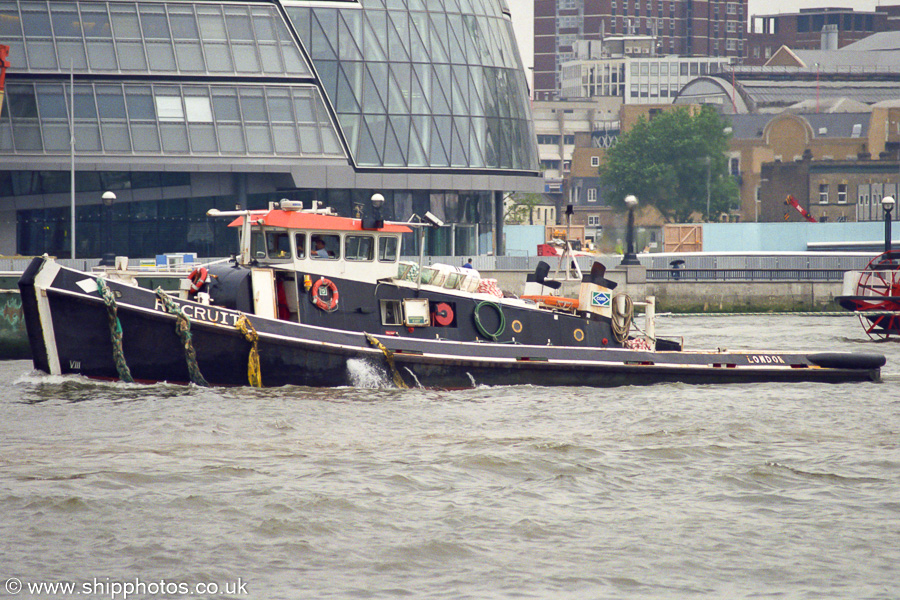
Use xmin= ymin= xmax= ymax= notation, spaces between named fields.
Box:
xmin=18 ymin=200 xmax=885 ymax=387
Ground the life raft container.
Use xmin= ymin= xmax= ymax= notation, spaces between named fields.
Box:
xmin=310 ymin=277 xmax=339 ymax=312
xmin=187 ymin=267 xmax=208 ymax=295
xmin=521 ymin=295 xmax=579 ymax=311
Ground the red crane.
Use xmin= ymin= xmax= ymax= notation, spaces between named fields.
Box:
xmin=784 ymin=195 xmax=817 ymax=223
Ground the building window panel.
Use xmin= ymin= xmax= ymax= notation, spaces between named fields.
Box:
xmin=25 ymin=41 xmax=57 ymax=69
xmin=218 ymin=124 xmax=246 ymax=154
xmin=139 ymin=7 xmax=170 ymax=39
xmin=146 ymin=41 xmax=177 ymax=71
xmin=101 ymin=123 xmax=131 ymax=152
xmin=155 ymin=97 xmax=184 ymax=122
xmin=838 ymin=184 xmax=847 ymax=204
xmin=205 ymin=42 xmax=234 ymax=72
xmin=819 ymin=183 xmax=829 ymax=204
xmin=96 ymin=87 xmax=127 ymax=119
xmin=42 ymin=123 xmax=70 ymax=152
xmin=21 ymin=6 xmax=52 ymax=37
xmin=110 ymin=5 xmax=141 ymax=39
xmin=184 ymin=96 xmax=213 ymax=122
xmin=57 ymin=40 xmax=88 ymax=69
xmin=129 ymin=123 xmax=161 ymax=152
xmin=258 ymin=43 xmax=285 ymax=74
xmin=160 ymin=123 xmax=189 ymax=152
xmin=117 ymin=41 xmax=148 ymax=70
xmin=87 ymin=41 xmax=118 ymax=71
xmin=74 ymin=123 xmax=101 ymax=152
xmin=273 ymin=126 xmax=300 ymax=154
xmin=232 ymin=43 xmax=262 ymax=73
xmin=188 ymin=124 xmax=217 ymax=153
xmin=174 ymin=42 xmax=204 ymax=72
xmin=246 ymin=126 xmax=274 ymax=153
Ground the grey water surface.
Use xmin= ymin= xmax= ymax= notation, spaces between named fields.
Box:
xmin=1 ymin=315 xmax=898 ymax=600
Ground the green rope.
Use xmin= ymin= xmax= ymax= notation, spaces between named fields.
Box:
xmin=155 ymin=288 xmax=209 ymax=387
xmin=473 ymin=301 xmax=505 ymax=341
xmin=96 ymin=278 xmax=133 ymax=383
xmin=364 ymin=333 xmax=408 ymax=388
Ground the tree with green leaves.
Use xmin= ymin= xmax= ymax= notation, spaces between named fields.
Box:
xmin=599 ymin=106 xmax=739 ymax=223
xmin=504 ymin=192 xmax=545 ymax=225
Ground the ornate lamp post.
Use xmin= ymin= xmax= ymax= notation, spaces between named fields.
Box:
xmin=882 ymin=196 xmax=895 ymax=254
xmin=619 ymin=194 xmax=640 ymax=266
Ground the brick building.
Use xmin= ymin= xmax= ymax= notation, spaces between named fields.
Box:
xmin=535 ymin=0 xmax=747 ymax=100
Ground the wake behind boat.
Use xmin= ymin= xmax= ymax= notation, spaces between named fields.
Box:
xmin=18 ymin=200 xmax=885 ymax=387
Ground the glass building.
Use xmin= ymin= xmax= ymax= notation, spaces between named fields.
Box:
xmin=0 ymin=0 xmax=539 ymax=259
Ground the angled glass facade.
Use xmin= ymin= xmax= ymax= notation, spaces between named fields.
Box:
xmin=0 ymin=0 xmax=540 ymax=259
xmin=286 ymin=0 xmax=538 ymax=170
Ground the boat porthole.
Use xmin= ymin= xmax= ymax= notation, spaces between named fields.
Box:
xmin=511 ymin=320 xmax=523 ymax=333
xmin=573 ymin=328 xmax=585 ymax=342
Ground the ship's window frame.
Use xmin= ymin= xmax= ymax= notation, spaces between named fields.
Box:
xmin=378 ymin=236 xmax=399 ymax=262
xmin=294 ymin=232 xmax=306 ymax=259
xmin=250 ymin=231 xmax=266 ymax=259
xmin=310 ymin=233 xmax=339 ymax=259
xmin=345 ymin=234 xmax=375 ymax=261
xmin=380 ymin=299 xmax=402 ymax=326
xmin=266 ymin=230 xmax=292 ymax=259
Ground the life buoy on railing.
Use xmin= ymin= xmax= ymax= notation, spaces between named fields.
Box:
xmin=473 ymin=301 xmax=505 ymax=341
xmin=310 ymin=277 xmax=339 ymax=312
xmin=187 ymin=267 xmax=208 ymax=295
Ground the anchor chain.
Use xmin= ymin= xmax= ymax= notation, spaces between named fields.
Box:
xmin=155 ymin=288 xmax=209 ymax=387
xmin=236 ymin=315 xmax=262 ymax=388
xmin=96 ymin=278 xmax=134 ymax=383
xmin=364 ymin=333 xmax=408 ymax=389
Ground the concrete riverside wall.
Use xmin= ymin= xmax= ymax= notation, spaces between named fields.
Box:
xmin=479 ymin=269 xmax=844 ymax=313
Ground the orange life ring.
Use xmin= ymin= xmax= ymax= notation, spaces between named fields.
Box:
xmin=310 ymin=277 xmax=339 ymax=312
xmin=521 ymin=295 xmax=579 ymax=310
xmin=187 ymin=267 xmax=208 ymax=295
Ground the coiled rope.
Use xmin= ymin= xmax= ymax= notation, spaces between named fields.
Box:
xmin=611 ymin=293 xmax=633 ymax=344
xmin=473 ymin=301 xmax=505 ymax=341
xmin=364 ymin=333 xmax=408 ymax=388
xmin=155 ymin=288 xmax=209 ymax=387
xmin=96 ymin=278 xmax=133 ymax=383
xmin=236 ymin=315 xmax=262 ymax=388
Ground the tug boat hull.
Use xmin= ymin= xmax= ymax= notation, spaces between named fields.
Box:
xmin=19 ymin=257 xmax=884 ymax=388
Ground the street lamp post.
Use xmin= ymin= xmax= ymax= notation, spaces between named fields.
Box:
xmin=619 ymin=194 xmax=640 ymax=266
xmin=101 ymin=191 xmax=116 ymax=266
xmin=704 ymin=155 xmax=711 ymax=220
xmin=882 ymin=196 xmax=895 ymax=254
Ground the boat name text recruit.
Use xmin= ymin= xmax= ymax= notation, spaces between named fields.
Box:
xmin=153 ymin=298 xmax=242 ymax=327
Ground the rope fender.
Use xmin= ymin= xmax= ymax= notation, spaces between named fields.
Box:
xmin=236 ymin=315 xmax=262 ymax=388
xmin=96 ymin=278 xmax=134 ymax=383
xmin=155 ymin=288 xmax=209 ymax=387
xmin=364 ymin=332 xmax=408 ymax=389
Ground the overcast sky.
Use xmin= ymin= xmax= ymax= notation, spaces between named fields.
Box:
xmin=507 ymin=0 xmax=891 ymax=83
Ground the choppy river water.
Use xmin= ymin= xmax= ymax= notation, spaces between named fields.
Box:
xmin=1 ymin=315 xmax=899 ymax=600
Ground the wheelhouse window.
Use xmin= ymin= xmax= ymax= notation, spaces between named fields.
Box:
xmin=345 ymin=235 xmax=375 ymax=261
xmin=294 ymin=232 xmax=306 ymax=258
xmin=266 ymin=231 xmax=292 ymax=259
xmin=310 ymin=234 xmax=339 ymax=259
xmin=379 ymin=236 xmax=399 ymax=262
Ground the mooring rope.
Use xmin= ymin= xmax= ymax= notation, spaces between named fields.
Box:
xmin=236 ymin=314 xmax=262 ymax=388
xmin=612 ymin=293 xmax=633 ymax=344
xmin=96 ymin=278 xmax=134 ymax=383
xmin=155 ymin=288 xmax=209 ymax=387
xmin=364 ymin=332 xmax=408 ymax=388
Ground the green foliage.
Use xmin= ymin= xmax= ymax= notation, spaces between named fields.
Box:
xmin=599 ymin=106 xmax=739 ymax=222
xmin=504 ymin=192 xmax=545 ymax=225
